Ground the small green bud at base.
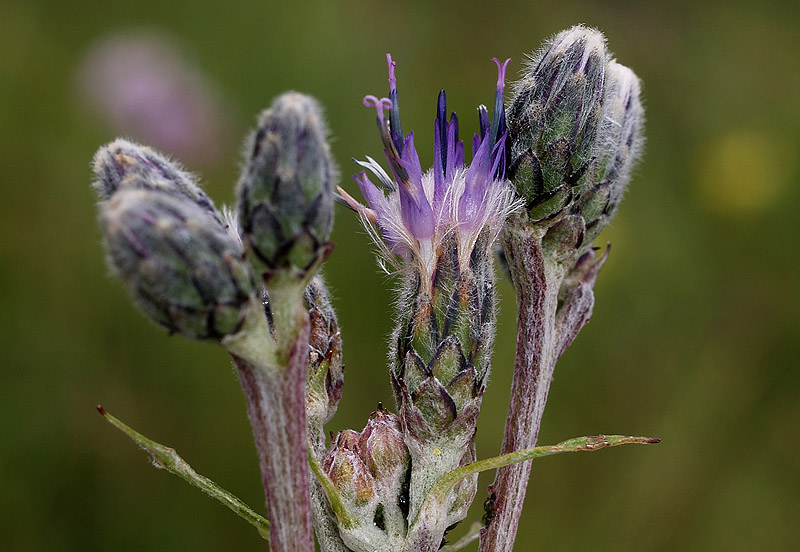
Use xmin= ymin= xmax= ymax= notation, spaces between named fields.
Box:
xmin=324 ymin=430 xmax=377 ymax=509
xmin=100 ymin=189 xmax=256 ymax=340
xmin=305 ymin=276 xmax=344 ymax=426
xmin=237 ymin=93 xmax=336 ymax=283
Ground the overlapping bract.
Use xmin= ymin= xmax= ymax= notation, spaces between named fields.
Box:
xmin=237 ymin=92 xmax=335 ymax=282
xmin=507 ymin=26 xmax=644 ymax=248
xmin=100 ymin=188 xmax=255 ymax=340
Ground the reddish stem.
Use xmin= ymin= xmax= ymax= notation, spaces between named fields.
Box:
xmin=480 ymin=230 xmax=558 ymax=552
xmin=232 ymin=314 xmax=314 ymax=552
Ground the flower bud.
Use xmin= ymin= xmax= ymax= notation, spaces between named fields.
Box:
xmin=237 ymin=93 xmax=335 ymax=282
xmin=581 ymin=60 xmax=644 ymax=242
xmin=359 ymin=407 xmax=408 ymax=485
xmin=507 ymin=26 xmax=607 ymax=222
xmin=305 ymin=276 xmax=344 ymax=427
xmin=92 ymin=138 xmax=221 ymax=222
xmin=324 ymin=430 xmax=376 ymax=508
xmin=100 ymin=188 xmax=256 ymax=340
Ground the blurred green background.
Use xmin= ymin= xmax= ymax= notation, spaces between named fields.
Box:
xmin=2 ymin=0 xmax=799 ymax=550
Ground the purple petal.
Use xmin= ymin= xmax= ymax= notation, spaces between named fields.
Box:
xmin=454 ymin=140 xmax=464 ymax=170
xmin=355 ymin=171 xmax=388 ymax=215
xmin=460 ymin=134 xmax=493 ymax=228
xmin=397 ymin=137 xmax=434 ymax=243
xmin=477 ymin=105 xmax=490 ymax=140
xmin=398 ymin=132 xmax=423 ymax=187
xmin=472 ymin=133 xmax=481 ymax=161
xmin=445 ymin=115 xmax=459 ymax=179
xmin=490 ymin=131 xmax=507 ymax=180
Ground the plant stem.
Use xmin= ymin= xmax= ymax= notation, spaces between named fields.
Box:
xmin=480 ymin=224 xmax=561 ymax=552
xmin=232 ymin=305 xmax=314 ymax=552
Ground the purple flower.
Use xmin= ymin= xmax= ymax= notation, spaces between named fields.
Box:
xmin=340 ymin=55 xmax=519 ymax=282
xmin=76 ymin=30 xmax=230 ymax=167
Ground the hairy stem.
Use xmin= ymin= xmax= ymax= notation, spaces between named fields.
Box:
xmin=232 ymin=307 xmax=314 ymax=552
xmin=480 ymin=224 xmax=562 ymax=552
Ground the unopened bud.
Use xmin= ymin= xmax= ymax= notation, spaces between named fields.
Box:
xmin=92 ymin=139 xmax=220 ymax=221
xmin=359 ymin=407 xmax=408 ymax=484
xmin=324 ymin=430 xmax=376 ymax=507
xmin=305 ymin=276 xmax=344 ymax=426
xmin=100 ymin=188 xmax=255 ymax=340
xmin=508 ymin=25 xmax=607 ymax=222
xmin=581 ymin=60 xmax=644 ymax=242
xmin=237 ymin=93 xmax=335 ymax=282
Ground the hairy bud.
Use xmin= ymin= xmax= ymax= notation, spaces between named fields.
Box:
xmin=305 ymin=276 xmax=344 ymax=429
xmin=237 ymin=93 xmax=335 ymax=283
xmin=582 ymin=60 xmax=644 ymax=242
xmin=507 ymin=26 xmax=607 ymax=223
xmin=100 ymin=188 xmax=255 ymax=340
xmin=324 ymin=430 xmax=377 ymax=509
xmin=360 ymin=407 xmax=408 ymax=488
xmin=92 ymin=138 xmax=221 ymax=222
xmin=507 ymin=25 xmax=644 ymax=263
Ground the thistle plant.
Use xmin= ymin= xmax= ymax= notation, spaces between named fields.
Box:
xmin=91 ymin=24 xmax=653 ymax=552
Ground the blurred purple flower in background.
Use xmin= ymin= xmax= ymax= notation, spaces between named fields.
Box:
xmin=76 ymin=30 xmax=230 ymax=167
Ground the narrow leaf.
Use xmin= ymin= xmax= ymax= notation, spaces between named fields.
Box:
xmin=425 ymin=434 xmax=659 ymax=511
xmin=97 ymin=405 xmax=270 ymax=541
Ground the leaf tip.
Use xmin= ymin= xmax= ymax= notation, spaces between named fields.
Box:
xmin=96 ymin=404 xmax=107 ymax=417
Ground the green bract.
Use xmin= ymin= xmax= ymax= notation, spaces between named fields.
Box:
xmin=237 ymin=92 xmax=335 ymax=283
xmin=100 ymin=188 xmax=255 ymax=340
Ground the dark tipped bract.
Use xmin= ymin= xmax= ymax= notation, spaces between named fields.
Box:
xmin=507 ymin=25 xmax=644 ymax=246
xmin=92 ymin=138 xmax=220 ymax=222
xmin=101 ymin=188 xmax=255 ymax=340
xmin=236 ymin=92 xmax=335 ymax=283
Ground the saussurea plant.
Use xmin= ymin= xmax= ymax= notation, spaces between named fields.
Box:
xmin=91 ymin=25 xmax=652 ymax=552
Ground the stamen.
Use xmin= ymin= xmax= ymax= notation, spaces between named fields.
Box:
xmin=488 ymin=57 xmax=511 ymax=151
xmin=363 ymin=94 xmax=403 ymax=174
xmin=337 ymin=184 xmax=378 ymax=223
xmin=363 ymin=95 xmax=393 ymax=114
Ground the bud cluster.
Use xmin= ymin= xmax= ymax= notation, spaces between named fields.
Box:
xmin=89 ymin=27 xmax=648 ymax=552
xmin=93 ymin=92 xmax=339 ymax=552
xmin=324 ymin=407 xmax=410 ymax=550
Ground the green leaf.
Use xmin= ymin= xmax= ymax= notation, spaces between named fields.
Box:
xmin=421 ymin=434 xmax=659 ymax=522
xmin=97 ymin=406 xmax=270 ymax=541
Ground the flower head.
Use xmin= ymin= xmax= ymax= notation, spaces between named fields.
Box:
xmin=339 ymin=55 xmax=519 ymax=288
